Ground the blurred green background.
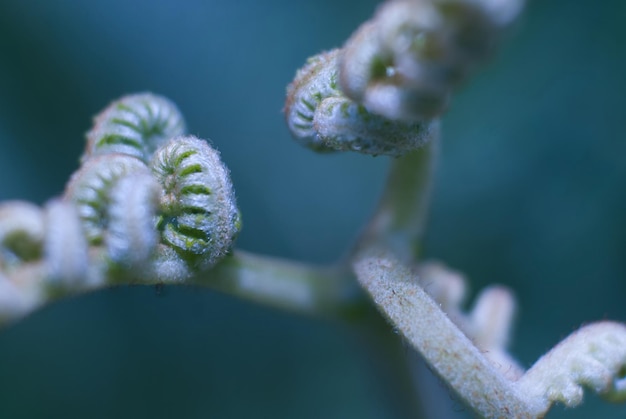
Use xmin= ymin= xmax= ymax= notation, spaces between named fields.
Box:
xmin=1 ymin=0 xmax=625 ymax=418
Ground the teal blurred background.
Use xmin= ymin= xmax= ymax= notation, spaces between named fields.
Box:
xmin=1 ymin=0 xmax=625 ymax=418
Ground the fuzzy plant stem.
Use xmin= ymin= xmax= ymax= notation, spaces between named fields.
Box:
xmin=195 ymin=250 xmax=364 ymax=320
xmin=0 ymin=249 xmax=364 ymax=326
xmin=349 ymin=137 xmax=626 ymax=417
xmin=347 ymin=125 xmax=530 ymax=416
xmin=353 ymin=247 xmax=530 ymax=418
xmin=198 ymin=250 xmax=432 ymax=418
xmin=350 ymin=127 xmax=528 ymax=417
xmin=358 ymin=132 xmax=438 ymax=263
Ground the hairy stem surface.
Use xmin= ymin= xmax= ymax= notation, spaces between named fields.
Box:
xmin=353 ymin=245 xmax=531 ymax=418
xmin=196 ymin=250 xmax=364 ymax=319
xmin=358 ymin=131 xmax=438 ymax=263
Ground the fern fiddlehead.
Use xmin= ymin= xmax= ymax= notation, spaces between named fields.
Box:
xmin=64 ymin=153 xmax=152 ymax=245
xmin=151 ymin=136 xmax=241 ymax=271
xmin=339 ymin=0 xmax=523 ymax=121
xmin=0 ymin=93 xmax=243 ymax=320
xmin=285 ymin=49 xmax=435 ymax=156
xmin=82 ymin=93 xmax=186 ymax=163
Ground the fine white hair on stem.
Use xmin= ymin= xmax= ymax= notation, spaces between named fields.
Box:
xmin=353 ymin=248 xmax=530 ymax=418
xmin=357 ymin=247 xmax=626 ymax=418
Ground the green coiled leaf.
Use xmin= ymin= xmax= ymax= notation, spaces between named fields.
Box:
xmin=83 ymin=93 xmax=186 ymax=163
xmin=151 ymin=136 xmax=240 ymax=270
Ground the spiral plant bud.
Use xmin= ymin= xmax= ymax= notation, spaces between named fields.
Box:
xmin=285 ymin=49 xmax=435 ymax=156
xmin=339 ymin=0 xmax=524 ymax=121
xmin=83 ymin=93 xmax=186 ymax=163
xmin=64 ymin=153 xmax=151 ymax=245
xmin=0 ymin=92 xmax=244 ymax=323
xmin=151 ymin=136 xmax=241 ymax=270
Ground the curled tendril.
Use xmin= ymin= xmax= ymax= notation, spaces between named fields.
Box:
xmin=0 ymin=201 xmax=45 ymax=269
xmin=285 ymin=49 xmax=435 ymax=156
xmin=151 ymin=136 xmax=241 ymax=271
xmin=64 ymin=153 xmax=150 ymax=245
xmin=339 ymin=0 xmax=523 ymax=121
xmin=83 ymin=93 xmax=186 ymax=163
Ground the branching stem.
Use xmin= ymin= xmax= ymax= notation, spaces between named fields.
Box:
xmin=353 ymin=245 xmax=531 ymax=418
xmin=195 ymin=250 xmax=364 ymax=320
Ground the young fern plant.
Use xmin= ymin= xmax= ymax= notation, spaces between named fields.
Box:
xmin=1 ymin=0 xmax=626 ymax=418
xmin=284 ymin=0 xmax=626 ymax=417
xmin=0 ymin=92 xmax=354 ymax=319
xmin=0 ymin=93 xmax=240 ymax=311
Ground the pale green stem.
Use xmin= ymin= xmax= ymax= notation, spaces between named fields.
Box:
xmin=348 ymin=128 xmax=479 ymax=419
xmin=193 ymin=250 xmax=364 ymax=319
xmin=197 ymin=251 xmax=432 ymax=417
xmin=349 ymin=129 xmax=528 ymax=418
xmin=357 ymin=128 xmax=438 ymax=264
xmin=0 ymin=249 xmax=366 ymax=325
xmin=353 ymin=245 xmax=532 ymax=418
